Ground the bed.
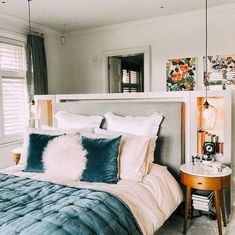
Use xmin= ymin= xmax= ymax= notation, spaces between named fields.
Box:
xmin=0 ymin=99 xmax=184 ymax=235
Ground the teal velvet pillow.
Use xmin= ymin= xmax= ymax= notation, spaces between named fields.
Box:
xmin=81 ymin=136 xmax=121 ymax=184
xmin=24 ymin=133 xmax=59 ymax=173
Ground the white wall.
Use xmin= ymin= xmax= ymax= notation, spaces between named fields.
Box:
xmin=61 ymin=4 xmax=235 ymax=94
xmin=44 ymin=32 xmax=63 ymax=94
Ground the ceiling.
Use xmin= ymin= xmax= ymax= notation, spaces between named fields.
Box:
xmin=0 ymin=0 xmax=235 ymax=32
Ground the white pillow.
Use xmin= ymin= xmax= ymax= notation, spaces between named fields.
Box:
xmin=55 ymin=111 xmax=103 ymax=129
xmin=43 ymin=135 xmax=87 ymax=181
xmin=95 ymin=128 xmax=157 ymax=163
xmin=104 ymin=112 xmax=163 ymax=137
xmin=83 ymin=129 xmax=150 ymax=181
xmin=19 ymin=127 xmax=79 ymax=166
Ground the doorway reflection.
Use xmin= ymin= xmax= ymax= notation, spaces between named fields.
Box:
xmin=108 ymin=54 xmax=144 ymax=93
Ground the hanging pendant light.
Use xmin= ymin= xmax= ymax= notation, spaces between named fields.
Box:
xmin=28 ymin=0 xmax=34 ymax=105
xmin=28 ymin=0 xmax=32 ymax=34
xmin=198 ymin=0 xmax=216 ymax=131
xmin=27 ymin=0 xmax=36 ymax=125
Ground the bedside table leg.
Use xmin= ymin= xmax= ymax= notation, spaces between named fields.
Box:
xmin=214 ymin=190 xmax=222 ymax=235
xmin=183 ymin=186 xmax=191 ymax=234
xmin=219 ymin=190 xmax=227 ymax=227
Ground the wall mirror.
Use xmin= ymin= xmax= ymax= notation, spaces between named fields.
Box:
xmin=108 ymin=54 xmax=144 ymax=93
xmin=102 ymin=46 xmax=150 ymax=93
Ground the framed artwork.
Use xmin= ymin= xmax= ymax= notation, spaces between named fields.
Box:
xmin=166 ymin=57 xmax=196 ymax=91
xmin=204 ymin=55 xmax=235 ymax=88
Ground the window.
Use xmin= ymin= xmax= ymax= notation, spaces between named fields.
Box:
xmin=0 ymin=38 xmax=27 ymax=144
xmin=122 ymin=69 xmax=140 ymax=93
xmin=108 ymin=54 xmax=144 ymax=93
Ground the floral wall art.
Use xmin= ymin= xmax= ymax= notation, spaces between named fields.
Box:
xmin=166 ymin=57 xmax=196 ymax=91
xmin=204 ymin=55 xmax=235 ymax=89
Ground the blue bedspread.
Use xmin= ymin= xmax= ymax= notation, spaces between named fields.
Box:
xmin=0 ymin=173 xmax=142 ymax=235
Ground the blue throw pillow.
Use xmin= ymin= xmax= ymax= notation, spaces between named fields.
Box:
xmin=24 ymin=133 xmax=59 ymax=173
xmin=81 ymin=136 xmax=121 ymax=184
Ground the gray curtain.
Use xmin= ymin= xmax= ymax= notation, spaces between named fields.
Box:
xmin=26 ymin=34 xmax=48 ymax=101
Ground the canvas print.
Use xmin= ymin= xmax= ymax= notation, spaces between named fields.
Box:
xmin=204 ymin=55 xmax=235 ymax=88
xmin=166 ymin=57 xmax=196 ymax=91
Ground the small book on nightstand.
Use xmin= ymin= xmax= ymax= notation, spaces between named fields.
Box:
xmin=192 ymin=190 xmax=214 ymax=212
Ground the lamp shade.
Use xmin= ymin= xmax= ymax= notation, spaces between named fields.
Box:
xmin=197 ymin=100 xmax=217 ymax=130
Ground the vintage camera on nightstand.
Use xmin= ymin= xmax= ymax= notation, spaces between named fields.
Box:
xmin=204 ymin=142 xmax=216 ymax=156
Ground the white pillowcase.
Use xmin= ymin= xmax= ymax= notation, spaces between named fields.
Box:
xmin=83 ymin=129 xmax=151 ymax=181
xmin=104 ymin=112 xmax=163 ymax=137
xmin=55 ymin=111 xmax=103 ymax=129
xmin=96 ymin=128 xmax=157 ymax=164
xmin=19 ymin=127 xmax=79 ymax=166
xmin=43 ymin=135 xmax=87 ymax=181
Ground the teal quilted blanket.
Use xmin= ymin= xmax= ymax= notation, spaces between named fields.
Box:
xmin=0 ymin=173 xmax=142 ymax=235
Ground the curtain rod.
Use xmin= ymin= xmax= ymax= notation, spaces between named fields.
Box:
xmin=30 ymin=31 xmax=44 ymax=37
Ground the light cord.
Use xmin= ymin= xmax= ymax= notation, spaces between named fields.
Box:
xmin=27 ymin=0 xmax=32 ymax=35
xmin=205 ymin=0 xmax=208 ymax=102
xmin=27 ymin=0 xmax=34 ymax=105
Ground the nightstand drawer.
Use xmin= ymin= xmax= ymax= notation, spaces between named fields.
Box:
xmin=181 ymin=172 xmax=222 ymax=190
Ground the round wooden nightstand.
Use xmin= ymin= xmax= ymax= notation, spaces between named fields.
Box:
xmin=180 ymin=163 xmax=232 ymax=235
xmin=12 ymin=147 xmax=22 ymax=165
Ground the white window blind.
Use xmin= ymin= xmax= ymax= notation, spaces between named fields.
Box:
xmin=122 ymin=69 xmax=140 ymax=93
xmin=2 ymin=77 xmax=27 ymax=135
xmin=130 ymin=71 xmax=138 ymax=84
xmin=122 ymin=69 xmax=129 ymax=83
xmin=0 ymin=43 xmax=25 ymax=71
xmin=0 ymin=39 xmax=27 ymax=143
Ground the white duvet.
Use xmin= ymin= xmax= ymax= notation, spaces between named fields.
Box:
xmin=0 ymin=163 xmax=183 ymax=235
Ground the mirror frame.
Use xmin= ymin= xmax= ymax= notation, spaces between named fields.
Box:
xmin=102 ymin=46 xmax=151 ymax=93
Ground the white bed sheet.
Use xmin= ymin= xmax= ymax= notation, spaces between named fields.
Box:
xmin=0 ymin=163 xmax=183 ymax=235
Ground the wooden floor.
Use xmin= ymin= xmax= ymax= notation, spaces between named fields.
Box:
xmin=155 ymin=208 xmax=235 ymax=235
